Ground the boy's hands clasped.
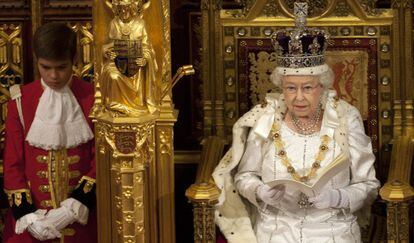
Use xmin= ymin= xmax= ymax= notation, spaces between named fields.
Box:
xmin=15 ymin=198 xmax=89 ymax=240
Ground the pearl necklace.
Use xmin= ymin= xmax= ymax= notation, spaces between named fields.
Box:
xmin=290 ymin=104 xmax=322 ymax=135
xmin=271 ymin=122 xmax=330 ymax=182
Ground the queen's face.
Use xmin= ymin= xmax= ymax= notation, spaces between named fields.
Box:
xmin=282 ymin=75 xmax=323 ymax=118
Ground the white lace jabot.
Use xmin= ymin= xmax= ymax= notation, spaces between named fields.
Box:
xmin=25 ymin=78 xmax=94 ymax=150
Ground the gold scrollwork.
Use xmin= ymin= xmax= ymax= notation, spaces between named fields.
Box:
xmin=158 ymin=128 xmax=172 ymax=155
xmin=358 ymin=0 xmax=382 ymax=15
xmin=70 ymin=22 xmax=94 ymax=81
xmin=0 ymin=23 xmax=23 ymax=88
xmin=191 ymin=201 xmax=217 ymax=243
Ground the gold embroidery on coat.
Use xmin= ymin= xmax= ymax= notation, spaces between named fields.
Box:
xmin=67 ymin=155 xmax=80 ymax=164
xmin=4 ymin=188 xmax=32 ymax=207
xmin=36 ymin=171 xmax=48 ymax=179
xmin=40 ymin=200 xmax=53 ymax=208
xmin=46 ymin=149 xmax=80 ymax=208
xmin=39 ymin=185 xmax=50 ymax=193
xmin=69 ymin=170 xmax=81 ymax=179
xmin=36 ymin=155 xmax=48 ymax=163
xmin=77 ymin=176 xmax=96 ymax=193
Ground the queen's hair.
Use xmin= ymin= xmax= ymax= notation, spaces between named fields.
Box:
xmin=271 ymin=65 xmax=334 ymax=110
xmin=270 ymin=65 xmax=334 ymax=92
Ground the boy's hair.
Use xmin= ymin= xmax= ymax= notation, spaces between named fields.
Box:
xmin=33 ymin=22 xmax=77 ymax=61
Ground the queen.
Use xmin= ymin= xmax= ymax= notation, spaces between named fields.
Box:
xmin=213 ymin=3 xmax=379 ymax=243
xmin=100 ymin=0 xmax=159 ymax=116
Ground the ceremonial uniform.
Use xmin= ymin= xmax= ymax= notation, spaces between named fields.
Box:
xmin=3 ymin=77 xmax=97 ymax=243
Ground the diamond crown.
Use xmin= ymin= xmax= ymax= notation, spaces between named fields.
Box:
xmin=270 ymin=2 xmax=330 ymax=69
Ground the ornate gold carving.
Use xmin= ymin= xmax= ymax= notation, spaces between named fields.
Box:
xmin=158 ymin=127 xmax=172 ymax=156
xmin=99 ymin=0 xmax=160 ymax=117
xmin=96 ymin=120 xmax=155 ymax=158
xmin=96 ymin=118 xmax=154 ymax=242
xmin=186 ymin=183 xmax=221 ymax=243
xmin=94 ymin=1 xmax=175 ymax=242
xmin=70 ymin=22 xmax=94 ymax=82
xmin=358 ymin=0 xmax=386 ymax=15
xmin=192 ymin=201 xmax=217 ymax=243
xmin=238 ymin=0 xmax=255 ymax=16
xmin=115 ymin=132 xmax=137 ymax=154
xmin=334 ymin=0 xmax=352 ymax=17
xmin=391 ymin=0 xmax=412 ymax=9
xmin=380 ymin=133 xmax=414 ymax=241
xmin=260 ymin=0 xmax=280 ymax=17
xmin=0 ymin=23 xmax=23 ymax=88
xmin=384 ymin=201 xmax=412 ymax=241
xmin=154 ymin=123 xmax=176 ymax=243
xmin=186 ymin=137 xmax=225 ymax=242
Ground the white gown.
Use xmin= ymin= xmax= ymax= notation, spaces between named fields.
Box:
xmin=213 ymin=92 xmax=380 ymax=243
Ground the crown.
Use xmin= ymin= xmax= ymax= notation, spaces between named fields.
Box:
xmin=270 ymin=2 xmax=330 ymax=69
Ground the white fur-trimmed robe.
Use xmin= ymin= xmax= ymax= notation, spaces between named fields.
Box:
xmin=212 ymin=91 xmax=379 ymax=243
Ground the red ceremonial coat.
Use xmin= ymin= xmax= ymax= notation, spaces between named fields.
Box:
xmin=3 ymin=77 xmax=97 ymax=243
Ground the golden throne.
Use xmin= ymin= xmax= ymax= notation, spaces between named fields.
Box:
xmin=187 ymin=0 xmax=414 ymax=242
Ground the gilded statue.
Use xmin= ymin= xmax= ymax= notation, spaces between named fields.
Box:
xmin=100 ymin=0 xmax=159 ymax=116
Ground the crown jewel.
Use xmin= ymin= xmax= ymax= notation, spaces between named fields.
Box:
xmin=270 ymin=2 xmax=330 ymax=69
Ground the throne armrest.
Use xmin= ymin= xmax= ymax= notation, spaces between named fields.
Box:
xmin=186 ymin=136 xmax=226 ymax=243
xmin=379 ymin=134 xmax=414 ymax=242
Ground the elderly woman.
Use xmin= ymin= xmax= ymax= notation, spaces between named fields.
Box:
xmin=213 ymin=3 xmax=379 ymax=243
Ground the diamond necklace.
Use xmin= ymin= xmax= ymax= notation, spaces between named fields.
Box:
xmin=290 ymin=104 xmax=322 ymax=135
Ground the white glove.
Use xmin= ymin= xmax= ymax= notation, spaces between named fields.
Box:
xmin=41 ymin=198 xmax=89 ymax=231
xmin=15 ymin=209 xmax=47 ymax=234
xmin=308 ymin=189 xmax=349 ymax=209
xmin=256 ymin=184 xmax=285 ymax=206
xmin=27 ymin=220 xmax=61 ymax=241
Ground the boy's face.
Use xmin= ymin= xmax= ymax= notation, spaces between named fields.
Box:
xmin=37 ymin=58 xmax=73 ymax=90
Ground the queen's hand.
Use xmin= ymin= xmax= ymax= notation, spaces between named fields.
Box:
xmin=256 ymin=184 xmax=285 ymax=206
xmin=308 ymin=189 xmax=349 ymax=209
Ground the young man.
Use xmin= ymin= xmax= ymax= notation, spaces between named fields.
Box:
xmin=3 ymin=22 xmax=97 ymax=242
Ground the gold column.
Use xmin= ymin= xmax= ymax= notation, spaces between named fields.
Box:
xmin=186 ymin=183 xmax=220 ymax=243
xmin=93 ymin=1 xmax=177 ymax=242
xmin=186 ymin=136 xmax=226 ymax=243
xmin=384 ymin=2 xmax=414 ymax=240
xmin=96 ymin=117 xmax=155 ymax=243
xmin=380 ymin=135 xmax=414 ymax=242
xmin=154 ymin=102 xmax=176 ymax=243
xmin=201 ymin=0 xmax=223 ymax=137
xmin=391 ymin=0 xmax=413 ymax=136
